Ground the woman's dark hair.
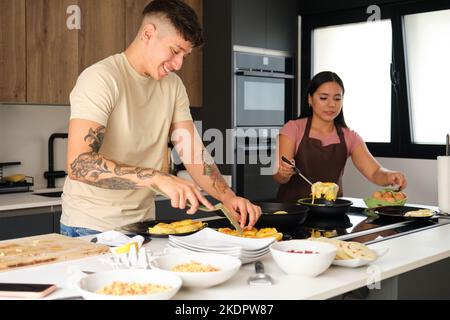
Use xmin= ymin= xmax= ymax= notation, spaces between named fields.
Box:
xmin=298 ymin=71 xmax=347 ymax=128
xmin=143 ymin=0 xmax=204 ymax=48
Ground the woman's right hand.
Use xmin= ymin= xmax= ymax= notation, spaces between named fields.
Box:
xmin=277 ymin=157 xmax=296 ymax=180
xmin=151 ymin=175 xmax=214 ymax=214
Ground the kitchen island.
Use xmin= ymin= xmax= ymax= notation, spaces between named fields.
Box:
xmin=0 ymin=199 xmax=449 ymax=300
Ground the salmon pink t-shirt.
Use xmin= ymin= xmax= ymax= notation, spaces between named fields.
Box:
xmin=280 ymin=118 xmax=364 ymax=157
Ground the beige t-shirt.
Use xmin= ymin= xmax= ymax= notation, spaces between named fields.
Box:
xmin=61 ymin=53 xmax=192 ymax=232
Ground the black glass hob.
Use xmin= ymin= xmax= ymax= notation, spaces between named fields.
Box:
xmin=205 ymin=206 xmax=447 ymax=245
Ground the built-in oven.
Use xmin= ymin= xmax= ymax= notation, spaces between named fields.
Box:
xmin=233 ymin=49 xmax=295 ymax=127
xmin=233 ymin=128 xmax=280 ymax=202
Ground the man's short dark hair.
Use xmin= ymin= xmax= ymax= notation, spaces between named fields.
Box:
xmin=143 ymin=0 xmax=204 ymax=48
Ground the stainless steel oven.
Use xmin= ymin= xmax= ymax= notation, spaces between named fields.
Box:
xmin=233 ymin=50 xmax=295 ymax=127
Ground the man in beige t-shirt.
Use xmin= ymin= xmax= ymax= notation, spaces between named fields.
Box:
xmin=60 ymin=0 xmax=261 ymax=236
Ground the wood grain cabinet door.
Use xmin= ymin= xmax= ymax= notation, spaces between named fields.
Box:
xmin=0 ymin=0 xmax=26 ymax=103
xmin=26 ymin=0 xmax=125 ymax=105
xmin=78 ymin=0 xmax=125 ymax=73
xmin=26 ymin=0 xmax=80 ymax=105
xmin=125 ymin=0 xmax=151 ymax=47
xmin=177 ymin=0 xmax=203 ymax=108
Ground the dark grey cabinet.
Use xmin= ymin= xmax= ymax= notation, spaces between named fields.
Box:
xmin=266 ymin=0 xmax=299 ymax=53
xmin=232 ymin=0 xmax=299 ymax=53
xmin=0 ymin=206 xmax=62 ymax=241
xmin=233 ymin=0 xmax=266 ymax=48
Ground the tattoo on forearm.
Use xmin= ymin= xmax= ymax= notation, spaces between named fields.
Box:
xmin=70 ymin=126 xmax=166 ymax=190
xmin=84 ymin=178 xmax=138 ymax=190
xmin=71 ymin=152 xmax=111 ymax=180
xmin=202 ymin=149 xmax=228 ymax=194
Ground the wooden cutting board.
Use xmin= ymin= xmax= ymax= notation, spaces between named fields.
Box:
xmin=0 ymin=233 xmax=110 ymax=272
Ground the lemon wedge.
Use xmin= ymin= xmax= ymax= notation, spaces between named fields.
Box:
xmin=113 ymin=242 xmax=139 ymax=254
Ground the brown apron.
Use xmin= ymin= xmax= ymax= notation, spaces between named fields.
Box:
xmin=276 ymin=117 xmax=348 ymax=202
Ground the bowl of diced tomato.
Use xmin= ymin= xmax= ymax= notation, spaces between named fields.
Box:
xmin=269 ymin=240 xmax=336 ymax=277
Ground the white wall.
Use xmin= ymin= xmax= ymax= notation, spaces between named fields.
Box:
xmin=0 ymin=104 xmax=441 ymax=205
xmin=0 ymin=105 xmax=70 ymax=189
xmin=343 ymin=157 xmax=438 ymax=206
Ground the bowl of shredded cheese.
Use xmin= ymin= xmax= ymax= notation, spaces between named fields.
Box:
xmin=75 ymin=269 xmax=182 ymax=300
xmin=149 ymin=251 xmax=242 ymax=288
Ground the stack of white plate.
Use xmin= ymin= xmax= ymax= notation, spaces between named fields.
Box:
xmin=168 ymin=228 xmax=275 ymax=264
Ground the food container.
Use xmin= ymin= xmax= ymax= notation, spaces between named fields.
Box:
xmin=74 ymin=269 xmax=182 ymax=300
xmin=269 ymin=240 xmax=336 ymax=277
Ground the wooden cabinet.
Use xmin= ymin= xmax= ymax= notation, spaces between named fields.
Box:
xmin=26 ymin=0 xmax=80 ymax=105
xmin=26 ymin=0 xmax=125 ymax=105
xmin=78 ymin=0 xmax=125 ymax=72
xmin=125 ymin=0 xmax=151 ymax=47
xmin=0 ymin=0 xmax=26 ymax=103
xmin=177 ymin=0 xmax=203 ymax=107
xmin=0 ymin=0 xmax=203 ymax=107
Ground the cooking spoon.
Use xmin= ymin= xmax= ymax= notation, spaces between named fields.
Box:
xmin=281 ymin=156 xmax=313 ymax=186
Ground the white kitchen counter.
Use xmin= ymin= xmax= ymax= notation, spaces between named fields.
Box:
xmin=0 ymin=189 xmax=63 ymax=212
xmin=0 ymin=199 xmax=448 ymax=300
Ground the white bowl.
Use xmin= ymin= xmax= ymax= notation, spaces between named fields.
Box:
xmin=75 ymin=269 xmax=182 ymax=300
xmin=270 ymin=240 xmax=337 ymax=277
xmin=150 ymin=251 xmax=242 ymax=288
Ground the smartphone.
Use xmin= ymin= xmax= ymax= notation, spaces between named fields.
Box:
xmin=0 ymin=283 xmax=57 ymax=298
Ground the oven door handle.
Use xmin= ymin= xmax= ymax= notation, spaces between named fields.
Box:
xmin=235 ymin=71 xmax=295 ymax=79
xmin=237 ymin=144 xmax=277 ymax=151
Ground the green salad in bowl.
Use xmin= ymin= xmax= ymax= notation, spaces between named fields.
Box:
xmin=364 ymin=189 xmax=407 ymax=208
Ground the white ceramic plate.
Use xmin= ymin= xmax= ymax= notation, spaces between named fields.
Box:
xmin=169 ymin=228 xmax=275 ymax=252
xmin=332 ymin=247 xmax=389 ymax=268
xmin=167 ymin=242 xmax=269 ymax=264
xmin=150 ymin=252 xmax=242 ymax=288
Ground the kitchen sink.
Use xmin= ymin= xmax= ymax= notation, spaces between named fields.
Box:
xmin=33 ymin=191 xmax=63 ymax=198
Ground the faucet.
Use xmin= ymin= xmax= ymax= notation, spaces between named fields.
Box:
xmin=44 ymin=133 xmax=68 ymax=188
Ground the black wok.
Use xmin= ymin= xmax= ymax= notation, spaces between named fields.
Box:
xmin=215 ymin=202 xmax=309 ymax=231
xmin=297 ymin=198 xmax=353 ymax=216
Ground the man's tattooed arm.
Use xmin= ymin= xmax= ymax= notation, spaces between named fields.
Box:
xmin=69 ymin=126 xmax=167 ymax=190
xmin=202 ymin=149 xmax=230 ymax=195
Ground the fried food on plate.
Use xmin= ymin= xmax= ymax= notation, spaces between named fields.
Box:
xmin=308 ymin=237 xmax=377 ymax=261
xmin=404 ymin=209 xmax=433 ymax=217
xmin=218 ymin=227 xmax=283 ymax=241
xmin=148 ymin=219 xmax=205 ymax=235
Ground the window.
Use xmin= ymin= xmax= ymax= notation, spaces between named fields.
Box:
xmin=312 ymin=20 xmax=392 ymax=143
xmin=404 ymin=9 xmax=450 ymax=145
xmin=300 ymin=0 xmax=450 ymax=159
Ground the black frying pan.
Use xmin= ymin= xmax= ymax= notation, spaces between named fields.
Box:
xmin=297 ymin=198 xmax=353 ymax=216
xmin=370 ymin=205 xmax=438 ymax=220
xmin=215 ymin=202 xmax=309 ymax=231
